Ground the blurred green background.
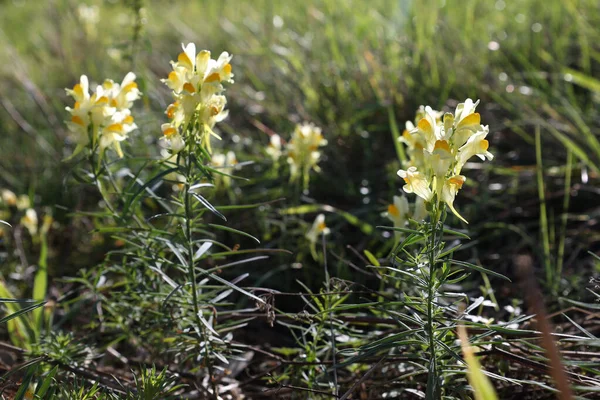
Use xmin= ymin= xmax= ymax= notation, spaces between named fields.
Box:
xmin=0 ymin=0 xmax=599 ymax=296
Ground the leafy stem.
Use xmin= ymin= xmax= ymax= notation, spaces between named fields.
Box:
xmin=182 ymin=152 xmax=218 ymax=399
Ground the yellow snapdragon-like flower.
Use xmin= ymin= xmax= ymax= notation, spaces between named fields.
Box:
xmin=382 ymin=195 xmax=427 ymax=239
xmin=397 ymin=167 xmax=433 ymax=202
xmin=99 ymin=111 xmax=137 ymax=158
xmin=306 ymin=213 xmax=330 ymax=260
xmin=161 ymin=123 xmax=185 ymax=153
xmin=161 ymin=43 xmax=233 ymax=154
xmin=455 ymin=129 xmax=494 ymax=175
xmin=383 ymin=195 xmax=409 ymax=229
xmin=21 ymin=208 xmax=38 ymax=237
xmin=65 ymin=73 xmax=141 ymax=159
xmin=441 ymin=175 xmax=467 ymax=223
xmin=413 ymin=106 xmax=443 ymax=152
xmin=397 ymin=99 xmax=493 ymax=222
xmin=102 ymin=72 xmax=141 ymax=110
xmin=287 ymin=122 xmax=327 ymax=190
xmin=306 ymin=213 xmax=330 ymax=245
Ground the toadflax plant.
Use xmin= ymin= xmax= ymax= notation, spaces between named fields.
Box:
xmin=372 ymin=99 xmax=504 ymax=398
xmin=65 ymin=72 xmax=141 ymax=161
xmin=62 ymin=43 xmax=267 ymax=398
xmin=64 ymin=72 xmax=142 ymax=220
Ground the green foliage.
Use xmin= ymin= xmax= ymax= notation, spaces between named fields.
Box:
xmin=0 ymin=0 xmax=598 ymax=398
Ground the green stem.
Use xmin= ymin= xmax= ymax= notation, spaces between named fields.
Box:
xmin=183 ymin=155 xmax=218 ymax=399
xmin=101 ymin=159 xmax=144 ymax=228
xmin=426 ymin=212 xmax=439 ymax=398
xmin=555 ymin=149 xmax=573 ymax=292
xmin=90 ymin=152 xmax=119 ymax=219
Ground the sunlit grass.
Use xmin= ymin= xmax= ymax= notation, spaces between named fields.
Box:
xmin=0 ymin=0 xmax=598 ymax=398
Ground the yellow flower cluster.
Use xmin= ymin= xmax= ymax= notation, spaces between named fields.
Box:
xmin=286 ymin=123 xmax=327 ymax=190
xmin=161 ymin=43 xmax=233 ymax=154
xmin=65 ymin=73 xmax=141 ymax=159
xmin=398 ymin=99 xmax=493 ymax=222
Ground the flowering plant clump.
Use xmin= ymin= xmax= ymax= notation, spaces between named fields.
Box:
xmin=161 ymin=43 xmax=233 ymax=154
xmin=398 ymin=99 xmax=493 ymax=222
xmin=65 ymin=73 xmax=141 ymax=159
xmin=286 ymin=122 xmax=327 ymax=190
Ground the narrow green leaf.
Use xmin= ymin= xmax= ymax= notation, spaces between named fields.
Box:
xmin=206 ymin=272 xmax=265 ymax=304
xmin=192 ymin=193 xmax=227 ymax=221
xmin=377 ymin=225 xmax=423 ymax=236
xmin=563 ymin=67 xmax=600 ymax=93
xmin=35 ymin=365 xmax=59 ymax=398
xmin=363 ymin=250 xmax=380 ymax=267
xmin=443 ymin=228 xmax=470 ymax=239
xmin=561 ymin=297 xmax=600 ymax=310
xmin=13 ymin=363 xmax=37 ymax=400
xmin=451 ymin=260 xmax=511 ymax=282
xmin=0 ymin=302 xmax=46 ymax=324
xmin=32 ymin=234 xmax=49 ymax=337
xmin=207 ymin=223 xmax=260 ymax=243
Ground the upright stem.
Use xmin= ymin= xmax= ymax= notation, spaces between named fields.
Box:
xmin=89 ymin=152 xmax=119 ymax=219
xmin=183 ymin=155 xmax=217 ymax=398
xmin=426 ymin=208 xmax=441 ymax=398
xmin=322 ymin=234 xmax=338 ymax=396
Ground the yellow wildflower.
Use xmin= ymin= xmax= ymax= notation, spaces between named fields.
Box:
xmin=397 ymin=99 xmax=493 ymax=222
xmin=397 ymin=167 xmax=433 ymax=202
xmin=161 ymin=43 xmax=233 ymax=153
xmin=286 ymin=122 xmax=327 ymax=190
xmin=440 ymin=175 xmax=467 ymax=223
xmin=306 ymin=214 xmax=330 ymax=246
xmin=65 ymin=73 xmax=140 ymax=159
xmin=21 ymin=208 xmax=38 ymax=236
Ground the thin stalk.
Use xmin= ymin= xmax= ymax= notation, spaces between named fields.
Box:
xmin=555 ymin=149 xmax=573 ymax=291
xmin=388 ymin=105 xmax=407 ymax=165
xmin=535 ymin=126 xmax=553 ymax=287
xmin=425 ymin=209 xmax=440 ymax=399
xmin=101 ymin=159 xmax=144 ymax=228
xmin=89 ymin=151 xmax=119 ymax=219
xmin=183 ymin=155 xmax=217 ymax=399
xmin=322 ymin=234 xmax=338 ymax=396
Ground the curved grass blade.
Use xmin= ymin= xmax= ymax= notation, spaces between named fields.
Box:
xmin=191 ymin=193 xmax=226 ymax=221
xmin=207 ymin=223 xmax=260 ymax=243
xmin=0 ymin=301 xmax=46 ymax=324
xmin=451 ymin=260 xmax=511 ymax=282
